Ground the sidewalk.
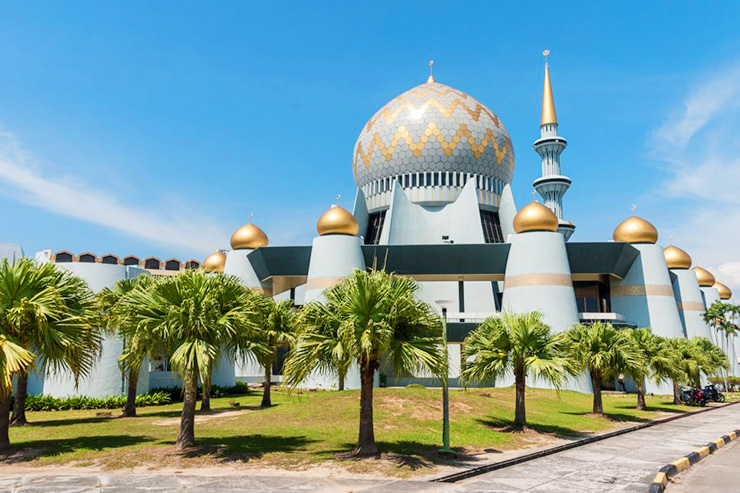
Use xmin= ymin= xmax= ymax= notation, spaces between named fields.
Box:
xmin=667 ymin=438 xmax=740 ymax=492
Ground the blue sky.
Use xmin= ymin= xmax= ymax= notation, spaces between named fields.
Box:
xmin=1 ymin=2 xmax=740 ymax=289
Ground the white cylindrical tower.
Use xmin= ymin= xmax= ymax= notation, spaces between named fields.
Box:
xmin=664 ymin=246 xmax=711 ymax=340
xmin=609 ymin=216 xmax=683 ymax=395
xmin=501 ymin=202 xmax=590 ymax=392
xmin=222 ymin=222 xmax=272 ymax=295
xmin=533 ymin=58 xmax=575 ymax=241
xmin=694 ymin=266 xmax=720 ymax=345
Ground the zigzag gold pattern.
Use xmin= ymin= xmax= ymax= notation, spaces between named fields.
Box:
xmin=353 ymin=122 xmax=512 ymax=170
xmin=393 ymin=84 xmax=469 ymax=102
xmin=365 ymin=97 xmax=501 ymax=132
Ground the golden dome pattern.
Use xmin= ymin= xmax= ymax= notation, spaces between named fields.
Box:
xmin=714 ymin=282 xmax=732 ymax=300
xmin=317 ymin=206 xmax=359 ymax=236
xmin=663 ymin=245 xmax=692 ymax=270
xmin=230 ymin=223 xmax=269 ymax=250
xmin=612 ymin=216 xmax=658 ymax=244
xmin=202 ymin=251 xmax=226 ymax=272
xmin=513 ymin=202 xmax=559 ymax=234
xmin=352 ymin=79 xmax=514 ymax=190
xmin=692 ymin=266 xmax=716 ymax=287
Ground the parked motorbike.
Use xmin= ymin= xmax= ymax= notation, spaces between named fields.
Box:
xmin=681 ymin=386 xmax=708 ymax=406
xmin=704 ymin=384 xmax=725 ymax=403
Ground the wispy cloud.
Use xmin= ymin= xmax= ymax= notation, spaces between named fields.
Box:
xmin=0 ymin=128 xmax=229 ymax=255
xmin=651 ymin=63 xmax=740 ymax=293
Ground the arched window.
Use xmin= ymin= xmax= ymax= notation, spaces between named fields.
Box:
xmin=101 ymin=255 xmax=119 ymax=265
xmin=164 ymin=259 xmax=181 ymax=271
xmin=54 ymin=251 xmax=73 ymax=263
xmin=144 ymin=257 xmax=161 ymax=270
xmin=185 ymin=260 xmax=200 ymax=269
xmin=78 ymin=253 xmax=97 ymax=263
xmin=123 ymin=256 xmax=140 ymax=266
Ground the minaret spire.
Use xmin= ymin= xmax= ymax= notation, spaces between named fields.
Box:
xmin=532 ymin=50 xmax=575 ymax=241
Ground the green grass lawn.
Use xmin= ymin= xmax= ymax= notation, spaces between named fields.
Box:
xmin=1 ymin=387 xmax=700 ymax=477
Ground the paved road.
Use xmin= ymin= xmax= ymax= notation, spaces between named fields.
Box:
xmin=460 ymin=403 xmax=740 ymax=492
xmin=668 ymin=438 xmax=740 ymax=492
xmin=0 ymin=404 xmax=738 ymax=492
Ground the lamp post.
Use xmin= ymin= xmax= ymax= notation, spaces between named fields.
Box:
xmin=436 ymin=299 xmax=455 ymax=454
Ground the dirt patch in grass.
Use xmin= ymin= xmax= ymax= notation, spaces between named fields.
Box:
xmin=152 ymin=410 xmax=248 ymax=426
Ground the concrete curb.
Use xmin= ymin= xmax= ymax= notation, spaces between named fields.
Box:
xmin=647 ymin=428 xmax=740 ymax=492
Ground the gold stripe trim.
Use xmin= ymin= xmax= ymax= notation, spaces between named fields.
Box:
xmin=611 ymin=284 xmax=674 ymax=297
xmin=306 ymin=276 xmax=344 ymax=291
xmin=677 ymin=301 xmax=706 ymax=311
xmin=504 ymin=273 xmax=573 ymax=289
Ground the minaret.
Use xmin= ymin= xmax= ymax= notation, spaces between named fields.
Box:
xmin=533 ymin=51 xmax=575 ymax=241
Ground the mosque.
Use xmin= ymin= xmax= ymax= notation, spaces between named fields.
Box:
xmin=2 ymin=58 xmax=737 ymax=396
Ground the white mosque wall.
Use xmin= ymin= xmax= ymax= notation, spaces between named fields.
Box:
xmin=671 ymin=269 xmax=712 ymax=340
xmin=352 ymin=188 xmax=370 ymax=243
xmin=498 ymin=184 xmax=518 ymax=240
xmin=700 ymin=287 xmax=721 ymax=346
xmin=224 ymin=248 xmax=270 ymax=293
xmin=304 ymin=234 xmax=365 ymax=304
xmin=0 ymin=242 xmax=23 ymax=263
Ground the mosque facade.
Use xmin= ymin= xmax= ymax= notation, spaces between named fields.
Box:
xmin=2 ymin=60 xmax=737 ymax=396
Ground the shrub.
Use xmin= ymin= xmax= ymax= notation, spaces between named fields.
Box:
xmin=22 ymin=391 xmax=172 ymax=412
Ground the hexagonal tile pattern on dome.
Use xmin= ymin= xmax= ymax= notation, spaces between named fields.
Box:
xmin=352 ymin=81 xmax=515 ymax=189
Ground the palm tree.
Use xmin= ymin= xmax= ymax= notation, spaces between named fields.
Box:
xmin=624 ymin=329 xmax=673 ymax=409
xmin=249 ymin=296 xmax=295 ymax=408
xmin=0 ymin=335 xmax=34 ymax=450
xmin=564 ymin=323 xmax=643 ymax=415
xmin=292 ymin=299 xmax=353 ymax=391
xmin=0 ymin=258 xmax=101 ymax=427
xmin=692 ymin=337 xmax=729 ymax=381
xmin=703 ymin=301 xmax=730 ymax=389
xmin=284 ymin=269 xmax=443 ymax=456
xmin=119 ymin=269 xmax=258 ymax=450
xmin=665 ymin=337 xmax=702 ymax=403
xmin=97 ymin=275 xmax=157 ymax=417
xmin=460 ymin=311 xmax=573 ymax=430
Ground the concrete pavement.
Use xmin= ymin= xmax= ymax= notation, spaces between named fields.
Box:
xmin=668 ymin=438 xmax=740 ymax=492
xmin=0 ymin=404 xmax=738 ymax=492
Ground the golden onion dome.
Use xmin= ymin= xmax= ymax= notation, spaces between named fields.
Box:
xmin=513 ymin=202 xmax=559 ymax=234
xmin=692 ymin=266 xmax=716 ymax=287
xmin=612 ymin=215 xmax=658 ymax=244
xmin=202 ymin=251 xmax=226 ymax=272
xmin=230 ymin=223 xmax=269 ymax=250
xmin=663 ymin=245 xmax=692 ymax=270
xmin=317 ymin=205 xmax=359 ymax=236
xmin=714 ymin=282 xmax=732 ymax=300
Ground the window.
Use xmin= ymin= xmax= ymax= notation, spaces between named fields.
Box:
xmin=573 ymin=281 xmax=611 ymax=313
xmin=479 ymin=210 xmax=504 ymax=244
xmin=185 ymin=260 xmax=200 ymax=269
xmin=101 ymin=255 xmax=119 ymax=265
xmin=123 ymin=256 xmax=140 ymax=266
xmin=144 ymin=258 xmax=161 ymax=270
xmin=365 ymin=210 xmax=387 ymax=245
xmin=54 ymin=252 xmax=73 ymax=263
xmin=79 ymin=253 xmax=96 ymax=263
xmin=165 ymin=259 xmax=181 ymax=271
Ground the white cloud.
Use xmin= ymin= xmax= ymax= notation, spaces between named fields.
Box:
xmin=651 ymin=63 xmax=740 ymax=294
xmin=0 ymin=128 xmax=229 ymax=255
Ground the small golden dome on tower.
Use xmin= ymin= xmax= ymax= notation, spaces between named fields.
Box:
xmin=692 ymin=266 xmax=716 ymax=287
xmin=714 ymin=282 xmax=732 ymax=300
xmin=230 ymin=223 xmax=269 ymax=250
xmin=202 ymin=251 xmax=226 ymax=272
xmin=317 ymin=205 xmax=359 ymax=236
xmin=513 ymin=202 xmax=559 ymax=233
xmin=663 ymin=245 xmax=692 ymax=270
xmin=612 ymin=216 xmax=658 ymax=244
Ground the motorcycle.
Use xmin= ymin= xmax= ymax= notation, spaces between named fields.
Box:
xmin=704 ymin=384 xmax=725 ymax=403
xmin=681 ymin=386 xmax=708 ymax=406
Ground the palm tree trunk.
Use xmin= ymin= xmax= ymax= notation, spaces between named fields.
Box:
xmin=261 ymin=362 xmax=272 ymax=408
xmin=200 ymin=373 xmax=211 ymax=412
xmin=354 ymin=359 xmax=379 ymax=456
xmin=672 ymin=380 xmax=681 ymax=405
xmin=176 ymin=370 xmax=198 ymax=450
xmin=338 ymin=369 xmax=345 ymax=391
xmin=0 ymin=394 xmax=11 ymax=450
xmin=10 ymin=370 xmax=28 ymax=426
xmin=591 ymin=370 xmax=603 ymax=415
xmin=725 ymin=334 xmax=730 ymax=392
xmin=514 ymin=365 xmax=526 ymax=429
xmin=122 ymin=367 xmax=139 ymax=417
xmin=635 ymin=380 xmax=646 ymax=410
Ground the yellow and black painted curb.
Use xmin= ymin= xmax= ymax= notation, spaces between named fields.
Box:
xmin=648 ymin=428 xmax=740 ymax=492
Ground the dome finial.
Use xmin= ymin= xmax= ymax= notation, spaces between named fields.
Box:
xmin=541 ymin=50 xmax=557 ymax=126
xmin=427 ymin=60 xmax=435 ymax=83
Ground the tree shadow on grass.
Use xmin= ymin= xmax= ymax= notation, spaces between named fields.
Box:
xmin=318 ymin=440 xmax=489 ymax=471
xmin=561 ymin=411 xmax=653 ymax=424
xmin=19 ymin=416 xmax=119 ymax=427
xmin=0 ymin=435 xmax=154 ymax=463
xmin=475 ymin=416 xmax=593 ymax=439
xmin=176 ymin=434 xmax=317 ymax=463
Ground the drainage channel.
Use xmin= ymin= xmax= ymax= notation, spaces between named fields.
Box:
xmin=430 ymin=400 xmax=740 ymax=484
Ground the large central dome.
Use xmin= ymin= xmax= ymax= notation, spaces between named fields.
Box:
xmin=352 ymin=78 xmax=515 ymax=200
